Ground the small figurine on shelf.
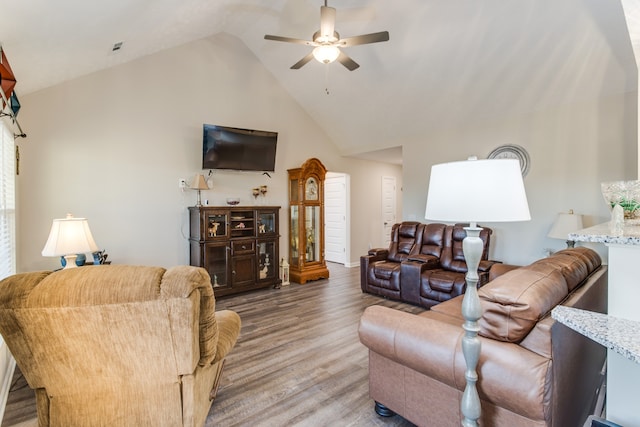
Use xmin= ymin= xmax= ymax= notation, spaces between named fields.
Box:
xmin=259 ymin=264 xmax=268 ymax=279
xmin=92 ymin=250 xmax=108 ymax=265
xmin=259 ymin=223 xmax=266 ymax=233
xmin=208 ymin=221 xmax=220 ymax=237
xmin=306 ymin=227 xmax=315 ymax=262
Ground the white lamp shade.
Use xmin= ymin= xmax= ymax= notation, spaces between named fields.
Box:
xmin=190 ymin=174 xmax=209 ymax=190
xmin=42 ymin=215 xmax=99 ymax=256
xmin=313 ymin=45 xmax=340 ymax=64
xmin=425 ymin=158 xmax=531 ymax=223
xmin=548 ymin=211 xmax=583 ymax=240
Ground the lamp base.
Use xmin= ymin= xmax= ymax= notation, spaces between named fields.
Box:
xmin=461 ymin=225 xmax=483 ymax=427
xmin=62 ymin=254 xmax=79 ymax=269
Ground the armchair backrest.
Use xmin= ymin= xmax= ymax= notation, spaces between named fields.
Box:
xmin=387 ymin=222 xmax=421 ymax=262
xmin=411 ymin=222 xmax=447 ymax=258
xmin=439 ymin=224 xmax=492 ymax=272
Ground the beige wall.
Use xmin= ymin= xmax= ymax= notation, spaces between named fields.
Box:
xmin=401 ymin=91 xmax=637 ymax=265
xmin=16 ymin=33 xmax=401 ymax=272
xmin=16 ymin=31 xmax=634 ymax=271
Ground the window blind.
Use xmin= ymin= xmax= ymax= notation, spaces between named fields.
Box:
xmin=0 ymin=119 xmax=16 ymax=280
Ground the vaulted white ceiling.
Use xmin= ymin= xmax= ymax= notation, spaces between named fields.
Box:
xmin=0 ymin=0 xmax=637 ymax=162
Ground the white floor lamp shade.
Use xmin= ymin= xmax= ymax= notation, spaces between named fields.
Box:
xmin=425 ymin=157 xmax=530 ymax=427
xmin=42 ymin=214 xmax=99 ymax=269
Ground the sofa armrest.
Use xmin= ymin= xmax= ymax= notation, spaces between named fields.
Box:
xmin=359 ymin=305 xmax=464 ymax=387
xmin=359 ymin=305 xmax=552 ymax=421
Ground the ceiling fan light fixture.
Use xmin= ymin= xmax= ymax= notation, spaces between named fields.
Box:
xmin=312 ymin=45 xmax=340 ymax=64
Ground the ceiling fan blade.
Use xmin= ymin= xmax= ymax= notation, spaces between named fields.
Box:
xmin=264 ymin=34 xmax=314 ymax=46
xmin=336 ymin=51 xmax=359 ymax=71
xmin=320 ymin=6 xmax=336 ymax=40
xmin=338 ymin=31 xmax=389 ymax=47
xmin=291 ymin=52 xmax=315 ymax=70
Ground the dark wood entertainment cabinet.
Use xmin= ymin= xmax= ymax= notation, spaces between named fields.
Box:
xmin=189 ymin=206 xmax=281 ymax=297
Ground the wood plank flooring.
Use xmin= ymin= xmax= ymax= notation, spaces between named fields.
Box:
xmin=2 ymin=263 xmax=423 ymax=427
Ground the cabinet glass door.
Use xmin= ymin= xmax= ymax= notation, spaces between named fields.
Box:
xmin=204 ymin=243 xmax=228 ymax=289
xmin=305 ymin=205 xmax=320 ymax=262
xmin=257 ymin=240 xmax=277 ymax=282
xmin=257 ymin=212 xmax=276 ymax=235
xmin=290 ymin=206 xmax=299 ymax=267
xmin=206 ymin=213 xmax=227 ymax=239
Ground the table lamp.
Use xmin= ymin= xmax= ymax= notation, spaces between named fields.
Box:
xmin=190 ymin=174 xmax=209 ymax=207
xmin=42 ymin=214 xmax=99 ymax=269
xmin=548 ymin=210 xmax=583 ymax=248
xmin=425 ymin=157 xmax=530 ymax=426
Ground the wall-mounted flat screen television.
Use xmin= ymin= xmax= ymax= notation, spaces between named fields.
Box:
xmin=202 ymin=124 xmax=278 ymax=172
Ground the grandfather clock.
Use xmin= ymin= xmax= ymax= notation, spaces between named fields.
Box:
xmin=288 ymin=158 xmax=330 ymax=284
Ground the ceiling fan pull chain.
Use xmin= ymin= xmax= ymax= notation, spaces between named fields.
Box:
xmin=325 ymin=64 xmax=330 ymax=95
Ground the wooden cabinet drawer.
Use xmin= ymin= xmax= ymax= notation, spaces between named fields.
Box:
xmin=232 ymin=240 xmax=255 ymax=254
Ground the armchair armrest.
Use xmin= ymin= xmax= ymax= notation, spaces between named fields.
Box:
xmin=358 ymin=306 xmax=551 ymax=419
xmin=399 ymin=258 xmax=438 ymax=305
xmin=478 ymin=259 xmax=500 ymax=272
xmin=407 ymin=254 xmax=440 ymax=268
xmin=368 ymin=248 xmax=389 ymax=259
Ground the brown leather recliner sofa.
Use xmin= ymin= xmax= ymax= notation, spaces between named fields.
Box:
xmin=359 ymin=247 xmax=607 ymax=427
xmin=361 ymin=222 xmax=497 ymax=308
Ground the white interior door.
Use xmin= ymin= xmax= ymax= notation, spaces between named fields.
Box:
xmin=324 ymin=173 xmax=348 ymax=264
xmin=381 ymin=176 xmax=397 ymax=247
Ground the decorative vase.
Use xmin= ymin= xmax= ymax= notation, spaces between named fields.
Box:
xmin=601 ymin=180 xmax=640 ymax=220
xmin=60 ymin=253 xmax=86 ymax=268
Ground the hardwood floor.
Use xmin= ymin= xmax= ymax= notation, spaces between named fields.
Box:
xmin=2 ymin=263 xmax=422 ymax=426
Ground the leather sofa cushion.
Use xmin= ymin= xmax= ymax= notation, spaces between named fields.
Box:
xmin=533 ymin=247 xmax=600 ymax=292
xmin=372 ymin=261 xmax=401 ymax=281
xmin=413 ymin=222 xmax=446 ymax=258
xmin=388 ymin=222 xmax=420 ymax=263
xmin=422 ymin=270 xmax=466 ymax=293
xmin=478 ymin=267 xmax=568 ymax=342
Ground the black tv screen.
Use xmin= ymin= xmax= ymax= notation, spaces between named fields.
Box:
xmin=202 ymin=124 xmax=278 ymax=172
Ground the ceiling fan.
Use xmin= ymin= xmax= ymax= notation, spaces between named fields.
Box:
xmin=264 ymin=1 xmax=389 ymax=71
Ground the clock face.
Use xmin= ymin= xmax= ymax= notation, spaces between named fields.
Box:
xmin=487 ymin=144 xmax=530 ymax=176
xmin=305 ymin=177 xmax=318 ymax=200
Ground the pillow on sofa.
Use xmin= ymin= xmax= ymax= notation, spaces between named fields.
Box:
xmin=478 ymin=267 xmax=569 ymax=342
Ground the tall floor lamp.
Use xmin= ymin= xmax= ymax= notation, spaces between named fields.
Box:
xmin=425 ymin=157 xmax=530 ymax=427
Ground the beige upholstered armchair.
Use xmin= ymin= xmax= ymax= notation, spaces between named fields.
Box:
xmin=0 ymin=265 xmax=241 ymax=427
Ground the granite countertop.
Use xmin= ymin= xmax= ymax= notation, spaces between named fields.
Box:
xmin=569 ymin=222 xmax=640 ymax=246
xmin=552 ymin=305 xmax=640 ymax=364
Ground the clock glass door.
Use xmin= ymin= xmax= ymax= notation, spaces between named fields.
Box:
xmin=305 ymin=205 xmax=320 ymax=262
